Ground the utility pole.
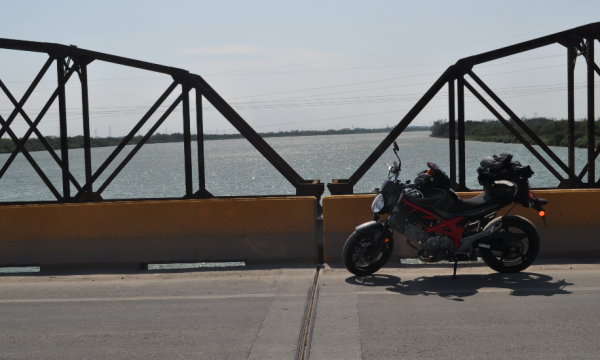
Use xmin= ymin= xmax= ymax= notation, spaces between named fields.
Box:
xmin=109 ymin=125 xmax=112 ymax=138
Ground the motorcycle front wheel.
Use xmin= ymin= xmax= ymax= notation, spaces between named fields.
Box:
xmin=342 ymin=231 xmax=394 ymax=276
xmin=480 ymin=215 xmax=540 ymax=273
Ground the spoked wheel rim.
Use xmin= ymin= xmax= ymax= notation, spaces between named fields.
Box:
xmin=486 ymin=225 xmax=532 ymax=267
xmin=351 ymin=235 xmax=388 ymax=270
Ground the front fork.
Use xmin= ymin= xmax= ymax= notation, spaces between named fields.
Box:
xmin=374 ymin=218 xmax=393 ymax=250
xmin=358 ymin=217 xmax=392 ymax=250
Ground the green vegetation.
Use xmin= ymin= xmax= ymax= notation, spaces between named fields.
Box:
xmin=430 ymin=117 xmax=600 ymax=148
xmin=0 ymin=126 xmax=430 ymax=154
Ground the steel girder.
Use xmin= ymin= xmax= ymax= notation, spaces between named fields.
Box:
xmin=328 ymin=21 xmax=600 ymax=194
xmin=0 ymin=39 xmax=324 ymax=204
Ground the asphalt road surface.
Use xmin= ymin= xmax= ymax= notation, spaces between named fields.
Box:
xmin=1 ymin=261 xmax=599 ymax=359
xmin=311 ymin=261 xmax=600 ymax=360
xmin=0 ymin=264 xmax=314 ymax=360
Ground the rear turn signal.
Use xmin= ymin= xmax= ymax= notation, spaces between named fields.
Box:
xmin=539 ymin=210 xmax=546 ymax=217
xmin=383 ymin=238 xmax=389 ymax=243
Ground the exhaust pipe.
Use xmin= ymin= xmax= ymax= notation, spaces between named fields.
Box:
xmin=457 ymin=221 xmax=503 ymax=253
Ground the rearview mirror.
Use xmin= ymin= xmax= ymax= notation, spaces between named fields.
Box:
xmin=393 ymin=141 xmax=399 ymax=152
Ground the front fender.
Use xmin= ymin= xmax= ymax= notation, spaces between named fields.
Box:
xmin=355 ymin=221 xmax=384 ymax=234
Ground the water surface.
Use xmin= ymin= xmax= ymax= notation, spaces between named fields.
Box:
xmin=0 ymin=131 xmax=594 ymax=202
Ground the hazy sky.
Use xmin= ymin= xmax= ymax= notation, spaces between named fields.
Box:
xmin=1 ymin=0 xmax=599 ymax=138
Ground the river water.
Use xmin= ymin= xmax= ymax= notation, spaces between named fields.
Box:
xmin=0 ymin=131 xmax=595 ymax=202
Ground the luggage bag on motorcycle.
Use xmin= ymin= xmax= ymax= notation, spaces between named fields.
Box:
xmin=414 ymin=162 xmax=452 ymax=193
xmin=477 ymin=153 xmax=534 ymax=200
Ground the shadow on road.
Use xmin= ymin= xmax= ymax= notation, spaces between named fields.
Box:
xmin=345 ymin=272 xmax=573 ymax=301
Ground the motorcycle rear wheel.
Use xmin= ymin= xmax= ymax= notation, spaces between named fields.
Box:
xmin=342 ymin=231 xmax=394 ymax=276
xmin=480 ymin=215 xmax=540 ymax=273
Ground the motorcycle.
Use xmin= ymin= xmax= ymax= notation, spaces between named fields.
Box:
xmin=342 ymin=141 xmax=547 ymax=278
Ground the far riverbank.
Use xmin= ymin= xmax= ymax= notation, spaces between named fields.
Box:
xmin=430 ymin=117 xmax=600 ymax=148
xmin=0 ymin=126 xmax=430 ymax=154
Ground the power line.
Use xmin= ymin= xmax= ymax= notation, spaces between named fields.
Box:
xmin=7 ymin=81 xmax=596 ymax=130
xmin=225 ymin=71 xmax=444 ymax=100
xmin=3 ymin=77 xmax=596 ymax=119
xmin=3 ymin=51 xmax=595 ymax=104
xmin=2 ymin=76 xmax=164 ymax=84
xmin=2 ymin=57 xmax=595 ymax=134
xmin=224 ymin=62 xmax=568 ymax=101
xmin=219 ymin=87 xmax=590 ymax=132
xmin=206 ymin=52 xmax=570 ymax=77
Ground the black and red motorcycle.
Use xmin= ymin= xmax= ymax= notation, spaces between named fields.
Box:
xmin=342 ymin=141 xmax=547 ymax=278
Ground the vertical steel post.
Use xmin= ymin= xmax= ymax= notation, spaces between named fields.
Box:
xmin=457 ymin=74 xmax=466 ymax=189
xmin=588 ymin=38 xmax=595 ymax=185
xmin=182 ymin=84 xmax=193 ymax=197
xmin=56 ymin=57 xmax=70 ymax=201
xmin=196 ymin=89 xmax=205 ymax=192
xmin=448 ymin=80 xmax=456 ymax=186
xmin=568 ymin=46 xmax=576 ymax=176
xmin=80 ymin=62 xmax=92 ymax=196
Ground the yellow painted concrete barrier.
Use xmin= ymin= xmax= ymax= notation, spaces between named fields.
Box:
xmin=0 ymin=197 xmax=317 ymax=269
xmin=323 ymin=189 xmax=600 ymax=262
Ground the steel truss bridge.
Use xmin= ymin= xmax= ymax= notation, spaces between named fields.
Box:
xmin=0 ymin=22 xmax=599 ymax=205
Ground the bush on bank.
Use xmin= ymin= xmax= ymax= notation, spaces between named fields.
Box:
xmin=430 ymin=117 xmax=600 ymax=148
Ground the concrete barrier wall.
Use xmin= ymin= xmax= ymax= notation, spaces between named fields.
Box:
xmin=323 ymin=189 xmax=600 ymax=262
xmin=0 ymin=197 xmax=317 ymax=269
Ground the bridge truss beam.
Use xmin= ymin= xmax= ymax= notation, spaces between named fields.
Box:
xmin=329 ymin=22 xmax=600 ymax=194
xmin=0 ymin=39 xmax=324 ymax=204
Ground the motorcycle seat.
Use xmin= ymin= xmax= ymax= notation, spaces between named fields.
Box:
xmin=449 ymin=191 xmax=497 ymax=213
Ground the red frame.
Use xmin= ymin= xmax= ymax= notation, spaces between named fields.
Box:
xmin=401 ymin=198 xmax=465 ymax=249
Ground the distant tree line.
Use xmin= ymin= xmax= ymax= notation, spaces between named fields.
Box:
xmin=430 ymin=117 xmax=600 ymax=148
xmin=0 ymin=126 xmax=431 ymax=154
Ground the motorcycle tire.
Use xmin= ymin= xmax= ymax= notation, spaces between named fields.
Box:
xmin=480 ymin=215 xmax=540 ymax=273
xmin=342 ymin=231 xmax=394 ymax=276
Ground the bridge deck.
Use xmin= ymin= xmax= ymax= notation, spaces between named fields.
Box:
xmin=313 ymin=262 xmax=600 ymax=359
xmin=0 ymin=261 xmax=598 ymax=359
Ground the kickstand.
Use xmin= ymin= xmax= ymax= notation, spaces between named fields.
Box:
xmin=452 ymin=259 xmax=458 ymax=279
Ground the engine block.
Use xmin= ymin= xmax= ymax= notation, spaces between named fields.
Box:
xmin=403 ymin=223 xmax=429 ymax=242
xmin=419 ymin=234 xmax=454 ymax=261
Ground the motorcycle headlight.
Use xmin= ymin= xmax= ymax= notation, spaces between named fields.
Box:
xmin=371 ymin=194 xmax=385 ymax=213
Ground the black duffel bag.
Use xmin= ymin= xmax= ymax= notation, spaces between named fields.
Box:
xmin=477 ymin=153 xmax=534 ymax=200
xmin=414 ymin=162 xmax=452 ymax=193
